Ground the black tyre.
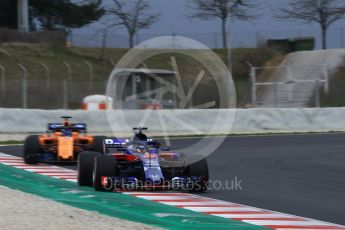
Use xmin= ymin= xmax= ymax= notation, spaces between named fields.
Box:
xmin=92 ymin=136 xmax=106 ymax=154
xmin=92 ymin=155 xmax=118 ymax=191
xmin=23 ymin=135 xmax=40 ymax=164
xmin=186 ymin=156 xmax=209 ymax=192
xmin=77 ymin=151 xmax=99 ymax=186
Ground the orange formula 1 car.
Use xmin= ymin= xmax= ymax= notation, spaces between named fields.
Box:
xmin=23 ymin=116 xmax=105 ymax=164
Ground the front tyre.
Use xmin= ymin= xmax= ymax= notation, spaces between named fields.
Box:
xmin=23 ymin=135 xmax=40 ymax=164
xmin=186 ymin=156 xmax=209 ymax=192
xmin=77 ymin=151 xmax=99 ymax=186
xmin=92 ymin=155 xmax=118 ymax=191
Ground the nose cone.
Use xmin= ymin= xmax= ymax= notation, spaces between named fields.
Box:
xmin=58 ymin=136 xmax=74 ymax=160
xmin=145 ymin=168 xmax=163 ymax=183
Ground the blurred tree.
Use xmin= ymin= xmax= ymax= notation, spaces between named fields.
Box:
xmin=107 ymin=0 xmax=160 ymax=48
xmin=30 ymin=0 xmax=105 ymax=31
xmin=188 ymin=0 xmax=257 ymax=49
xmin=0 ymin=0 xmax=17 ymax=29
xmin=276 ymin=0 xmax=345 ymax=49
xmin=0 ymin=0 xmax=104 ymax=31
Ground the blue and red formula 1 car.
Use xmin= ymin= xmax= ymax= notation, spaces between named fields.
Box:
xmin=77 ymin=128 xmax=209 ymax=192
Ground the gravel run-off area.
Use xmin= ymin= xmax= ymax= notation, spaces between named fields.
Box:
xmin=0 ymin=186 xmax=160 ymax=230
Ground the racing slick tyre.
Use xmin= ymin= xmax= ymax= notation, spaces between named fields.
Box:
xmin=92 ymin=136 xmax=107 ymax=154
xmin=78 ymin=151 xmax=99 ymax=186
xmin=92 ymin=155 xmax=118 ymax=191
xmin=186 ymin=156 xmax=209 ymax=193
xmin=23 ymin=135 xmax=40 ymax=164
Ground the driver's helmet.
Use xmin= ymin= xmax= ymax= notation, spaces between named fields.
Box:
xmin=136 ymin=144 xmax=146 ymax=153
xmin=61 ymin=129 xmax=72 ymax=137
xmin=127 ymin=143 xmax=146 ymax=154
xmin=63 ymin=120 xmax=71 ymax=127
xmin=133 ymin=132 xmax=147 ymax=141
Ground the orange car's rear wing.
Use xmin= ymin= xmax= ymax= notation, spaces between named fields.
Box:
xmin=48 ymin=123 xmax=87 ymax=132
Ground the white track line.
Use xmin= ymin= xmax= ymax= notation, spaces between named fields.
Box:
xmin=0 ymin=152 xmax=344 ymax=230
xmin=133 ymin=195 xmax=202 ymax=200
xmin=159 ymin=201 xmax=237 ymax=206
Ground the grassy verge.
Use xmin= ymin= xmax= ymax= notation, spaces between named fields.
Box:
xmin=0 ymin=140 xmax=24 ymax=145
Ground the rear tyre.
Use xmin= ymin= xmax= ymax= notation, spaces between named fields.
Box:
xmin=186 ymin=156 xmax=209 ymax=192
xmin=92 ymin=136 xmax=106 ymax=154
xmin=78 ymin=151 xmax=99 ymax=186
xmin=92 ymin=155 xmax=118 ymax=191
xmin=23 ymin=135 xmax=40 ymax=164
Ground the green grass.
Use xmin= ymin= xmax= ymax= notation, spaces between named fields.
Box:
xmin=0 ymin=140 xmax=23 ymax=145
xmin=0 ymin=43 xmax=279 ymax=109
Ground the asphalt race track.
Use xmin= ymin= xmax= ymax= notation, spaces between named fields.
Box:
xmin=1 ymin=133 xmax=345 ymax=225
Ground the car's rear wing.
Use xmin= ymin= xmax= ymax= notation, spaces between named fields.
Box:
xmin=47 ymin=123 xmax=87 ymax=132
xmin=133 ymin=127 xmax=147 ymax=131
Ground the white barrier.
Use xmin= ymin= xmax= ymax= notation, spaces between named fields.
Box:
xmin=1 ymin=108 xmax=345 ymax=134
xmin=231 ymin=108 xmax=345 ymax=133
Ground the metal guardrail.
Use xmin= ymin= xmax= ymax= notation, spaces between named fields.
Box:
xmin=0 ymin=63 xmax=5 ymax=95
xmin=0 ymin=61 xmax=103 ymax=109
xmin=40 ymin=62 xmax=50 ymax=90
xmin=84 ymin=60 xmax=93 ymax=89
xmin=17 ymin=63 xmax=28 ymax=109
xmin=248 ymin=63 xmax=329 ymax=108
